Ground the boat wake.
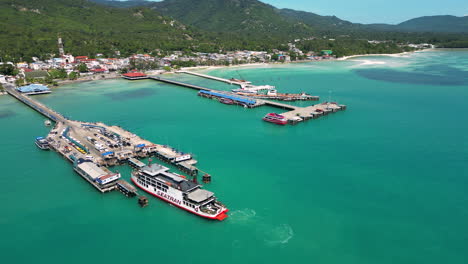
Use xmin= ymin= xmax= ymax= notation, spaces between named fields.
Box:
xmin=263 ymin=224 xmax=294 ymax=246
xmin=230 ymin=208 xmax=257 ymax=222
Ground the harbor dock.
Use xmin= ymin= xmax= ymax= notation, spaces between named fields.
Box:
xmin=5 ymin=85 xmax=203 ymax=193
xmin=177 ymin=71 xmax=319 ymax=101
xmin=126 ymin=74 xmax=345 ymax=125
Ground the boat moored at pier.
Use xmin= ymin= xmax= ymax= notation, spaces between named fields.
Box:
xmin=35 ymin=136 xmax=50 ymax=150
xmin=131 ymin=162 xmax=228 ymax=221
xmin=262 ymin=113 xmax=288 ymax=125
xmin=219 ymin=98 xmax=234 ymax=105
xmin=74 ymin=159 xmax=121 ymax=192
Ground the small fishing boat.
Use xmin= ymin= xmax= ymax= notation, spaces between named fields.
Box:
xmin=44 ymin=119 xmax=52 ymax=126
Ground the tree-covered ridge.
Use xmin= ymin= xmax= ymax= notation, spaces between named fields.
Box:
xmin=0 ymin=0 xmax=201 ymax=61
xmin=1 ymin=0 xmax=467 ymax=63
xmin=396 ymin=16 xmax=468 ymax=33
xmin=91 ymin=0 xmax=153 ymax=8
xmin=149 ymin=0 xmax=313 ymax=37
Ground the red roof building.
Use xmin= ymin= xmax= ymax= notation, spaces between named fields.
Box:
xmin=123 ymin=72 xmax=147 ymax=78
xmin=75 ymin=56 xmax=88 ymax=61
xmin=80 ymin=59 xmax=97 ymax=63
xmin=90 ymin=68 xmax=107 ymax=73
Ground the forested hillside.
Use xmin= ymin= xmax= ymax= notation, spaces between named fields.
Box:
xmin=0 ymin=0 xmax=200 ymax=61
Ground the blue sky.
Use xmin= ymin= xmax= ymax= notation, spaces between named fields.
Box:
xmin=264 ymin=0 xmax=468 ymax=24
xmin=142 ymin=0 xmax=468 ymax=24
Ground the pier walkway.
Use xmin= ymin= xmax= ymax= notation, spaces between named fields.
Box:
xmin=144 ymin=75 xmax=346 ymax=125
xmin=261 ymin=100 xmax=298 ymax=111
xmin=150 ymin=76 xmax=211 ymax=91
xmin=177 ymin=70 xmax=246 ymax=86
xmin=6 ymin=86 xmax=65 ymax=122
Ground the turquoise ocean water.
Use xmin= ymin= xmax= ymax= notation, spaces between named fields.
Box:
xmin=1 ymin=50 xmax=467 ymax=264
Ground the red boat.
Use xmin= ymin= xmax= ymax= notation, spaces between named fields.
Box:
xmin=262 ymin=113 xmax=288 ymax=125
xmin=219 ymin=98 xmax=234 ymax=105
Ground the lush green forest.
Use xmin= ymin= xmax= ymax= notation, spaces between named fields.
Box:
xmin=0 ymin=0 xmax=467 ymax=63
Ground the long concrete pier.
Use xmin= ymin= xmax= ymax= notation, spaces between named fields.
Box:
xmin=150 ymin=76 xmax=211 ymax=91
xmin=177 ymin=70 xmax=247 ymax=86
xmin=6 ymin=86 xmax=65 ymax=122
xmin=139 ymin=74 xmax=346 ymax=125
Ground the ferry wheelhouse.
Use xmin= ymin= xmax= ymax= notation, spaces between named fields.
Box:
xmin=262 ymin=113 xmax=288 ymax=125
xmin=131 ymin=163 xmax=228 ymax=221
xmin=35 ymin=136 xmax=50 ymax=150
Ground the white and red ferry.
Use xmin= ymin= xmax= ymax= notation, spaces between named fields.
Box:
xmin=131 ymin=162 xmax=228 ymax=221
xmin=262 ymin=113 xmax=288 ymax=125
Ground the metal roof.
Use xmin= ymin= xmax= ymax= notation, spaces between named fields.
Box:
xmin=17 ymin=84 xmax=50 ymax=93
xmin=140 ymin=163 xmax=199 ymax=192
xmin=141 ymin=163 xmax=169 ymax=177
xmin=77 ymin=162 xmax=108 ymax=179
xmin=199 ymin=90 xmax=256 ymax=105
xmin=187 ymin=189 xmax=214 ymax=203
xmin=128 ymin=158 xmax=146 ymax=168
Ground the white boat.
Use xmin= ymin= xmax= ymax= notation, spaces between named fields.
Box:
xmin=35 ymin=136 xmax=50 ymax=150
xmin=44 ymin=119 xmax=52 ymax=126
xmin=131 ymin=163 xmax=228 ymax=221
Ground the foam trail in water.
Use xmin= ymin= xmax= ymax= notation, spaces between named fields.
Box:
xmin=263 ymin=224 xmax=294 ymax=246
xmin=229 ymin=208 xmax=257 ymax=222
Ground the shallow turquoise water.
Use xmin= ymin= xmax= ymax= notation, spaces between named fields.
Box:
xmin=1 ymin=50 xmax=467 ymax=264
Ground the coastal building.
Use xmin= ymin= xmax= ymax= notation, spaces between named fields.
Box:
xmin=122 ymin=72 xmax=147 ymax=80
xmin=75 ymin=56 xmax=89 ymax=62
xmin=16 ymin=84 xmax=51 ymax=95
xmin=16 ymin=62 xmax=28 ymax=68
xmin=62 ymin=54 xmax=75 ymax=64
xmin=90 ymin=68 xmax=108 ymax=74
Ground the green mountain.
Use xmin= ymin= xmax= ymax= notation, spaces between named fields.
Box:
xmin=149 ymin=0 xmax=313 ymax=37
xmin=91 ymin=0 xmax=152 ymax=8
xmin=1 ymin=0 xmax=467 ymax=62
xmin=93 ymin=0 xmax=468 ymax=35
xmin=0 ymin=0 xmax=200 ymax=61
xmin=278 ymin=8 xmax=356 ymax=31
xmin=396 ymin=15 xmax=468 ymax=33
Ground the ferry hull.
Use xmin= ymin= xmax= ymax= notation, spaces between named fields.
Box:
xmin=35 ymin=142 xmax=50 ymax=150
xmin=262 ymin=117 xmax=288 ymax=125
xmin=131 ymin=177 xmax=228 ymax=221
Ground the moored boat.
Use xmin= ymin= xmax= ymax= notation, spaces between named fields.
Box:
xmin=262 ymin=113 xmax=288 ymax=125
xmin=35 ymin=136 xmax=50 ymax=150
xmin=219 ymin=98 xmax=234 ymax=105
xmin=131 ymin=162 xmax=228 ymax=221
